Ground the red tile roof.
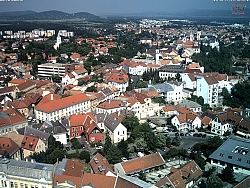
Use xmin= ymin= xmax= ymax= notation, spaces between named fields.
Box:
xmin=0 ymin=137 xmax=20 ymax=157
xmin=21 ymin=136 xmax=39 ymax=151
xmin=82 ymin=173 xmax=116 ymax=188
xmin=121 ymin=153 xmax=165 ymax=174
xmin=97 ymin=99 xmax=126 ymax=109
xmin=36 ymin=93 xmax=90 ymax=113
xmin=89 ymin=153 xmax=113 ymax=175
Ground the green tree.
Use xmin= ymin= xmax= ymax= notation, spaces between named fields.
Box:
xmin=117 ymin=139 xmax=129 ymax=158
xmin=172 ymin=137 xmax=181 ymax=146
xmin=138 ymin=172 xmax=146 ymax=181
xmin=219 ymin=165 xmax=235 ymax=183
xmin=206 ymin=174 xmax=223 ymax=188
xmin=122 ymin=115 xmax=140 ymax=132
xmin=106 ymin=145 xmax=122 ymax=164
xmin=86 ymin=86 xmax=97 ymax=92
xmin=3 ymin=75 xmax=12 ymax=85
xmin=134 ymin=137 xmax=147 ymax=152
xmin=136 ymin=80 xmax=148 ymax=88
xmin=104 ymin=132 xmax=112 ymax=155
xmin=190 ymin=152 xmax=206 ymax=170
xmin=79 ymin=151 xmax=90 ymax=163
xmin=70 ymin=138 xmax=81 ymax=149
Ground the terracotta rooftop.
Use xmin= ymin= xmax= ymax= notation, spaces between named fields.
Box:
xmin=121 ymin=153 xmax=165 ymax=174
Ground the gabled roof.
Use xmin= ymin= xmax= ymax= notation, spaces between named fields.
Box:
xmin=95 ymin=113 xmax=124 ymax=132
xmin=216 ymin=111 xmax=242 ymax=126
xmin=97 ymin=99 xmax=126 ymax=109
xmin=36 ymin=93 xmax=90 ymax=113
xmin=176 ymin=113 xmax=199 ymax=124
xmin=82 ymin=173 xmax=116 ymax=188
xmin=120 ymin=153 xmax=165 ymax=174
xmin=155 ymin=160 xmax=202 ymax=188
xmin=201 ymin=116 xmax=212 ymax=126
xmin=21 ymin=135 xmax=39 ymax=151
xmin=0 ymin=108 xmax=27 ymax=127
xmin=89 ymin=153 xmax=113 ymax=175
xmin=0 ymin=137 xmax=20 ymax=157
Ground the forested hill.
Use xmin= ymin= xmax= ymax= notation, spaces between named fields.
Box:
xmin=0 ymin=10 xmax=103 ymax=21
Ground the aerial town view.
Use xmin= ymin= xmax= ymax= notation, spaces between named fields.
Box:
xmin=0 ymin=0 xmax=250 ymax=187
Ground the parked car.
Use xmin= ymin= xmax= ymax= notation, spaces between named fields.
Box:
xmin=175 ymin=133 xmax=179 ymax=137
xmin=166 ymin=144 xmax=173 ymax=148
xmin=121 ymin=157 xmax=128 ymax=162
xmin=65 ymin=147 xmax=70 ymax=151
xmin=193 ymin=133 xmax=198 ymax=137
xmin=197 ymin=133 xmax=203 ymax=137
xmin=71 ymin=145 xmax=75 ymax=150
xmin=202 ymin=134 xmax=207 ymax=138
xmin=81 ymin=144 xmax=86 ymax=149
xmin=96 ymin=146 xmax=103 ymax=150
xmin=137 ymin=152 xmax=144 ymax=157
xmin=180 ymin=133 xmax=184 ymax=136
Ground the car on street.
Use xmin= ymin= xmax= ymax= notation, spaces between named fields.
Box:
xmin=81 ymin=144 xmax=86 ymax=149
xmin=175 ymin=133 xmax=179 ymax=137
xmin=65 ymin=147 xmax=70 ymax=151
xmin=180 ymin=133 xmax=184 ymax=136
xmin=202 ymin=134 xmax=206 ymax=138
xmin=96 ymin=146 xmax=103 ymax=150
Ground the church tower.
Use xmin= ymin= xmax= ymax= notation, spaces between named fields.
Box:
xmin=54 ymin=32 xmax=62 ymax=50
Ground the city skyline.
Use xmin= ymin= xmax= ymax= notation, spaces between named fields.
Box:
xmin=0 ymin=0 xmax=235 ymax=15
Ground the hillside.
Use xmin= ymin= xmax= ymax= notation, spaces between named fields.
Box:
xmin=0 ymin=10 xmax=103 ymax=21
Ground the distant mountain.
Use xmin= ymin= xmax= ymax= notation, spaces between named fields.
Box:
xmin=0 ymin=10 xmax=103 ymax=21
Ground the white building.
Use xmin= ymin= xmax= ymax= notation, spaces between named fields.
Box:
xmin=122 ymin=60 xmax=147 ymax=76
xmin=35 ymin=93 xmax=91 ymax=122
xmin=96 ymin=113 xmax=127 ymax=143
xmin=171 ymin=113 xmax=201 ymax=131
xmin=62 ymin=73 xmax=78 ymax=86
xmin=196 ymin=75 xmax=219 ymax=107
xmin=96 ymin=99 xmax=126 ymax=114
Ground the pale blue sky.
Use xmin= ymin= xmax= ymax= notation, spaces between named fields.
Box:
xmin=0 ymin=0 xmax=234 ymax=15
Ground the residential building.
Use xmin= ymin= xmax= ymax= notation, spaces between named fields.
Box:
xmin=211 ymin=111 xmax=242 ymax=136
xmin=61 ymin=73 xmax=78 ymax=86
xmin=0 ymin=108 xmax=28 ymax=136
xmin=104 ymin=69 xmax=129 ymax=92
xmin=155 ymin=160 xmax=203 ymax=188
xmin=114 ymin=152 xmax=165 ymax=176
xmin=196 ymin=75 xmax=219 ymax=107
xmin=69 ymin=112 xmax=102 ymax=143
xmin=122 ymin=60 xmax=147 ymax=76
xmin=38 ymin=63 xmax=75 ymax=78
xmin=96 ymin=113 xmax=127 ymax=143
xmin=96 ymin=99 xmax=126 ymax=114
xmin=236 ymin=119 xmax=250 ymax=138
xmin=171 ymin=113 xmax=201 ymax=131
xmin=89 ymin=153 xmax=114 ymax=175
xmin=0 ymin=137 xmax=22 ymax=160
xmin=177 ymin=99 xmax=202 ymax=114
xmin=35 ymin=93 xmax=91 ymax=122
xmin=21 ymin=135 xmax=46 ymax=158
xmin=158 ymin=65 xmax=185 ymax=80
xmin=150 ymin=81 xmax=183 ymax=104
xmin=0 ymin=158 xmax=54 ymax=188
xmin=209 ymin=137 xmax=250 ymax=175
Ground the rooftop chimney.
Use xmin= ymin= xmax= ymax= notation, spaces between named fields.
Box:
xmin=51 ymin=94 xmax=53 ymax=101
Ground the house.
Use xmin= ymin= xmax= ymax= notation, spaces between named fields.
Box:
xmin=89 ymin=153 xmax=114 ymax=175
xmin=122 ymin=60 xmax=147 ymax=76
xmin=69 ymin=112 xmax=103 ymax=143
xmin=177 ymin=100 xmax=202 ymax=114
xmin=35 ymin=93 xmax=91 ymax=122
xmin=114 ymin=152 xmax=165 ymax=176
xmin=0 ymin=108 xmax=28 ymax=136
xmin=150 ymin=81 xmax=183 ymax=104
xmin=236 ymin=119 xmax=250 ymax=138
xmin=211 ymin=111 xmax=242 ymax=136
xmin=117 ymin=96 xmax=141 ymax=119
xmin=158 ymin=65 xmax=185 ymax=80
xmin=11 ymin=97 xmax=33 ymax=118
xmin=0 ymin=158 xmax=54 ymax=188
xmin=171 ymin=113 xmax=201 ymax=131
xmin=0 ymin=137 xmax=22 ymax=160
xmin=104 ymin=69 xmax=129 ymax=92
xmin=21 ymin=135 xmax=46 ymax=158
xmin=96 ymin=99 xmax=126 ymax=114
xmin=38 ymin=120 xmax=68 ymax=145
xmin=16 ymin=126 xmax=50 ymax=148
xmin=0 ymin=94 xmax=13 ymax=108
xmin=209 ymin=137 xmax=250 ymax=175
xmin=0 ymin=86 xmax=19 ymax=99
xmin=163 ymin=105 xmax=179 ymax=117
xmin=155 ymin=160 xmax=203 ymax=188
xmin=62 ymin=73 xmax=78 ymax=86
xmin=123 ymin=90 xmax=159 ymax=119
xmin=95 ymin=113 xmax=127 ymax=143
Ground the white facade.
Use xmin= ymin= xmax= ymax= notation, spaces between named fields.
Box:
xmin=96 ymin=106 xmax=126 ymax=114
xmin=108 ymin=81 xmax=128 ymax=93
xmin=110 ymin=123 xmax=127 ymax=143
xmin=196 ymin=76 xmax=219 ymax=107
xmin=62 ymin=74 xmax=78 ymax=86
xmin=171 ymin=115 xmax=201 ymax=131
xmin=211 ymin=117 xmax=232 ymax=136
xmin=182 ymin=74 xmax=196 ymax=90
xmin=53 ymin=132 xmax=68 ymax=145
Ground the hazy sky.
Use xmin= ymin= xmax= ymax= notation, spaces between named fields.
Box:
xmin=0 ymin=0 xmax=234 ymax=15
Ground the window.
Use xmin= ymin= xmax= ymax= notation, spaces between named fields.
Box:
xmin=237 ymin=158 xmax=241 ymax=162
xmin=220 ymin=153 xmax=224 ymax=157
xmin=228 ymin=156 xmax=232 ymax=159
xmin=247 ymin=160 xmax=250 ymax=164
